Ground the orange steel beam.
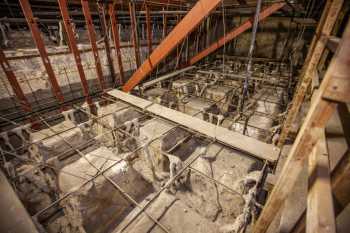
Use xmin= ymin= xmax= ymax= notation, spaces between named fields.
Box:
xmin=109 ymin=3 xmax=125 ymax=85
xmin=189 ymin=2 xmax=286 ymax=65
xmin=122 ymin=0 xmax=222 ymax=92
xmin=146 ymin=5 xmax=153 ymax=55
xmin=81 ymin=0 xmax=105 ymax=91
xmin=58 ymin=0 xmax=92 ymax=105
xmin=97 ymin=2 xmax=116 ymax=85
xmin=129 ymin=2 xmax=141 ymax=68
xmin=0 ymin=49 xmax=31 ymax=112
xmin=19 ymin=0 xmax=65 ymax=105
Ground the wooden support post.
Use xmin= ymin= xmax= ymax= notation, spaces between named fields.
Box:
xmin=109 ymin=3 xmax=125 ymax=85
xmin=307 ymin=130 xmax=336 ymax=233
xmin=252 ymin=19 xmax=350 ymax=233
xmin=0 ymin=49 xmax=31 ymax=112
xmin=129 ymin=2 xmax=141 ymax=68
xmin=189 ymin=2 xmax=286 ymax=65
xmin=277 ymin=0 xmax=344 ymax=148
xmin=97 ymin=2 xmax=116 ymax=86
xmin=146 ymin=5 xmax=153 ymax=56
xmin=19 ymin=0 xmax=65 ymax=106
xmin=81 ymin=0 xmax=105 ymax=91
xmin=58 ymin=0 xmax=92 ymax=105
xmin=122 ymin=0 xmax=222 ymax=92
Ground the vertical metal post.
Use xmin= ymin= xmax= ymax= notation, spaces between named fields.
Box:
xmin=129 ymin=2 xmax=141 ymax=68
xmin=239 ymin=0 xmax=263 ymax=112
xmin=0 ymin=49 xmax=31 ymax=112
xmin=109 ymin=3 xmax=125 ymax=85
xmin=19 ymin=0 xmax=65 ymax=106
xmin=162 ymin=7 xmax=167 ymax=39
xmin=81 ymin=0 xmax=105 ymax=91
xmin=97 ymin=2 xmax=116 ymax=86
xmin=58 ymin=0 xmax=92 ymax=105
xmin=146 ymin=4 xmax=153 ymax=56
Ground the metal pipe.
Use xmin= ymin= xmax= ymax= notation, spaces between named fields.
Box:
xmin=129 ymin=1 xmax=141 ymax=68
xmin=240 ymin=0 xmax=263 ymax=113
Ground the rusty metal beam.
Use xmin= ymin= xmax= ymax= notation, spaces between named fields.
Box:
xmin=19 ymin=0 xmax=65 ymax=105
xmin=81 ymin=0 xmax=105 ymax=91
xmin=97 ymin=2 xmax=116 ymax=85
xmin=109 ymin=3 xmax=125 ymax=85
xmin=146 ymin=4 xmax=153 ymax=55
xmin=189 ymin=2 xmax=286 ymax=65
xmin=58 ymin=0 xmax=92 ymax=105
xmin=122 ymin=0 xmax=222 ymax=92
xmin=0 ymin=49 xmax=31 ymax=112
xmin=129 ymin=2 xmax=141 ymax=68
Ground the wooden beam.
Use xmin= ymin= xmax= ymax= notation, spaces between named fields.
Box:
xmin=307 ymin=130 xmax=336 ymax=233
xmin=108 ymin=89 xmax=279 ymax=162
xmin=277 ymin=0 xmax=344 ymax=148
xmin=252 ymin=18 xmax=350 ymax=233
xmin=122 ymin=0 xmax=222 ymax=92
xmin=189 ymin=2 xmax=286 ymax=65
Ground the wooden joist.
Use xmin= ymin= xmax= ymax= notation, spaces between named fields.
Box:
xmin=252 ymin=18 xmax=350 ymax=233
xmin=107 ymin=89 xmax=279 ymax=162
xmin=306 ymin=130 xmax=336 ymax=233
xmin=277 ymin=0 xmax=344 ymax=148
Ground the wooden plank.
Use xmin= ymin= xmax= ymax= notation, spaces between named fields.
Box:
xmin=277 ymin=0 xmax=344 ymax=148
xmin=307 ymin=130 xmax=336 ymax=233
xmin=108 ymin=89 xmax=279 ymax=162
xmin=252 ymin=17 xmax=350 ymax=233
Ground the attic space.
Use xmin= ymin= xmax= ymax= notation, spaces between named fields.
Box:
xmin=0 ymin=1 xmax=349 ymax=233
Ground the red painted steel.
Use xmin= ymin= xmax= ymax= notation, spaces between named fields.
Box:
xmin=81 ymin=0 xmax=105 ymax=91
xmin=97 ymin=2 xmax=116 ymax=85
xmin=189 ymin=2 xmax=286 ymax=65
xmin=122 ymin=0 xmax=222 ymax=92
xmin=109 ymin=3 xmax=125 ymax=84
xmin=146 ymin=5 xmax=153 ymax=55
xmin=129 ymin=2 xmax=141 ymax=68
xmin=58 ymin=0 xmax=92 ymax=105
xmin=0 ymin=49 xmax=31 ymax=112
xmin=19 ymin=0 xmax=65 ymax=105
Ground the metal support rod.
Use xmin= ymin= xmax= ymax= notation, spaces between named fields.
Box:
xmin=58 ymin=0 xmax=92 ymax=105
xmin=109 ymin=3 xmax=125 ymax=85
xmin=81 ymin=0 xmax=105 ymax=91
xmin=38 ymin=115 xmax=171 ymax=233
xmin=0 ymin=49 xmax=31 ymax=112
xmin=162 ymin=7 xmax=167 ymax=39
xmin=129 ymin=1 xmax=141 ymax=68
xmin=97 ymin=2 xmax=116 ymax=86
xmin=19 ymin=0 xmax=65 ymax=107
xmin=146 ymin=4 xmax=153 ymax=55
xmin=240 ymin=0 xmax=262 ymax=113
xmin=189 ymin=2 xmax=286 ymax=65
